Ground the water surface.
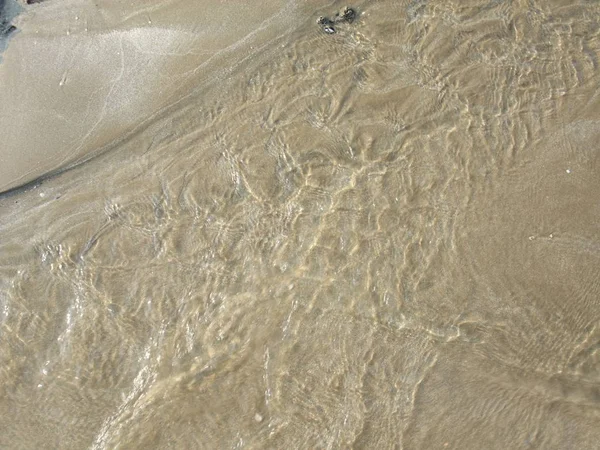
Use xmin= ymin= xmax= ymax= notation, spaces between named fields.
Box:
xmin=1 ymin=0 xmax=599 ymax=448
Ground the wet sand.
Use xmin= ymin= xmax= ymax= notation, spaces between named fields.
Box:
xmin=0 ymin=0 xmax=309 ymax=192
xmin=1 ymin=0 xmax=599 ymax=449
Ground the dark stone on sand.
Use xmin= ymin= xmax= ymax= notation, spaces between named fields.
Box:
xmin=341 ymin=6 xmax=356 ymax=23
xmin=317 ymin=6 xmax=356 ymax=34
xmin=27 ymin=0 xmax=47 ymax=4
xmin=317 ymin=16 xmax=334 ymax=26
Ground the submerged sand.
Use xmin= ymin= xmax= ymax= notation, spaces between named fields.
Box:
xmin=0 ymin=0 xmax=599 ymax=448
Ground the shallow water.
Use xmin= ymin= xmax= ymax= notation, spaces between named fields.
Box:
xmin=1 ymin=0 xmax=600 ymax=448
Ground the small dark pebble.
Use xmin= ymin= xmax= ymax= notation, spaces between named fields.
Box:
xmin=342 ymin=7 xmax=356 ymax=23
xmin=317 ymin=6 xmax=356 ymax=34
xmin=317 ymin=16 xmax=333 ymax=26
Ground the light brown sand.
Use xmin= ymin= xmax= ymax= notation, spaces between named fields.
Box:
xmin=0 ymin=0 xmax=324 ymax=192
xmin=0 ymin=1 xmax=599 ymax=449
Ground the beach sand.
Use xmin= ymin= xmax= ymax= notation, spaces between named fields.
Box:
xmin=0 ymin=1 xmax=599 ymax=448
xmin=0 ymin=0 xmax=314 ymax=192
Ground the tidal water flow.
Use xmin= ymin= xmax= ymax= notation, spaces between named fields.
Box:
xmin=1 ymin=1 xmax=599 ymax=448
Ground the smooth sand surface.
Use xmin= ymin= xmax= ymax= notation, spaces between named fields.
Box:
xmin=0 ymin=0 xmax=321 ymax=193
